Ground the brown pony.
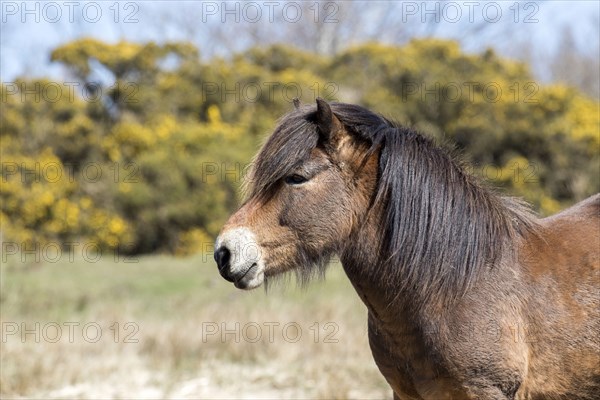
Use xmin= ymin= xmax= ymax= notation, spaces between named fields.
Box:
xmin=215 ymin=98 xmax=600 ymax=399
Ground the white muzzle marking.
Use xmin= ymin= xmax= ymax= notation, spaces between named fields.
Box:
xmin=215 ymin=227 xmax=265 ymax=289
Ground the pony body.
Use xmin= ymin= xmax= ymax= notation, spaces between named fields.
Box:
xmin=215 ymin=99 xmax=600 ymax=399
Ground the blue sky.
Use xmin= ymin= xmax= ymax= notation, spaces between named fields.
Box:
xmin=1 ymin=0 xmax=598 ymax=82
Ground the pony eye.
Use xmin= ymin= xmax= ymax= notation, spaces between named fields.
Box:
xmin=284 ymin=174 xmax=308 ymax=185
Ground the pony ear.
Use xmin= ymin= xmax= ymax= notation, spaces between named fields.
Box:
xmin=315 ymin=97 xmax=337 ymax=141
xmin=293 ymin=98 xmax=301 ymax=110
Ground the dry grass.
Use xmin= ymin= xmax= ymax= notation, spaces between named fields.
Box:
xmin=1 ymin=253 xmax=390 ymax=399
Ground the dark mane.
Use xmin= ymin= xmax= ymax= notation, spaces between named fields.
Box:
xmin=248 ymin=102 xmax=538 ymax=300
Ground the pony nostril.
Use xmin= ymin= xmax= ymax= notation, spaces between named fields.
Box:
xmin=214 ymin=246 xmax=231 ymax=271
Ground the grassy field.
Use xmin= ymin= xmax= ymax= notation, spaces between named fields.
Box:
xmin=1 ymin=251 xmax=390 ymax=399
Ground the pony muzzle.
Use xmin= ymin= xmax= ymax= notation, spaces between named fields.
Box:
xmin=214 ymin=228 xmax=265 ymax=290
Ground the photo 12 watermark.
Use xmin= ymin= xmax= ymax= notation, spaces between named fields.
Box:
xmin=399 ymin=2 xmax=539 ymax=24
xmin=422 ymin=320 xmax=539 ymax=344
xmin=2 ymin=81 xmax=139 ymax=104
xmin=201 ymin=321 xmax=340 ymax=344
xmin=400 ymin=81 xmax=539 ymax=104
xmin=198 ymin=1 xmax=340 ymax=24
xmin=201 ymin=81 xmax=339 ymax=103
xmin=2 ymin=161 xmax=140 ymax=185
xmin=2 ymin=321 xmax=140 ymax=344
xmin=1 ymin=2 xmax=140 ymax=24
xmin=1 ymin=241 xmax=139 ymax=264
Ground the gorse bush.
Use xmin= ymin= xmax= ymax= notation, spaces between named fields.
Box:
xmin=1 ymin=38 xmax=598 ymax=255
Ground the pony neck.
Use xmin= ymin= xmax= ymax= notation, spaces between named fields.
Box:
xmin=339 ymin=129 xmax=536 ymax=311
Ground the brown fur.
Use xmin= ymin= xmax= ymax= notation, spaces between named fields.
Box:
xmin=217 ymin=99 xmax=600 ymax=399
